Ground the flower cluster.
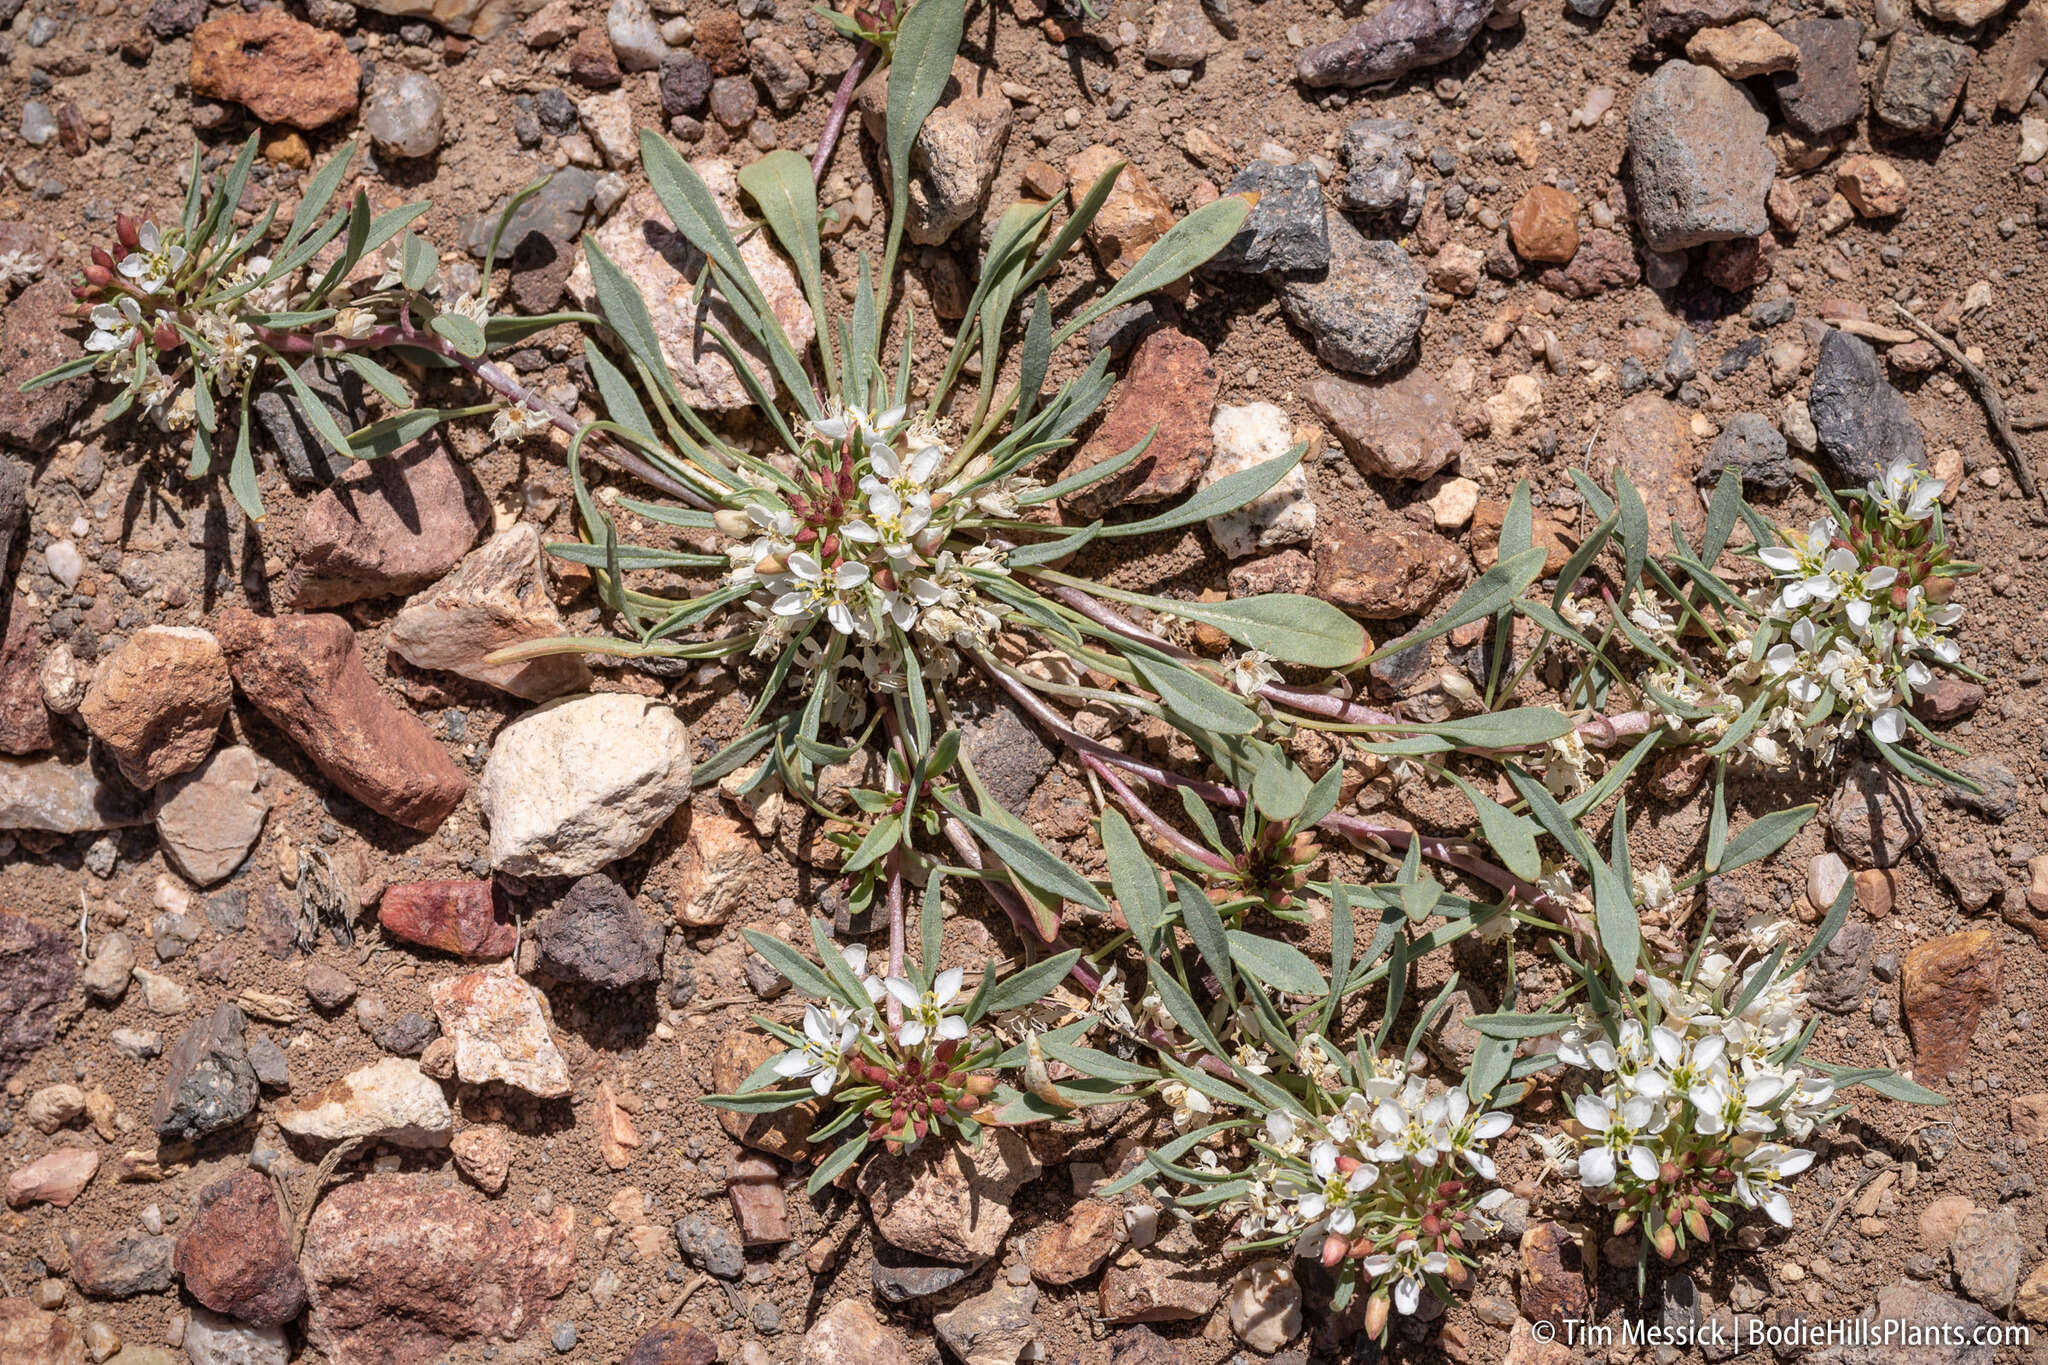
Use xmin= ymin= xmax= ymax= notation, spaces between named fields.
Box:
xmin=1222 ymin=1057 xmax=1512 ymax=1333
xmin=727 ymin=401 xmax=1014 ymax=724
xmin=1637 ymin=460 xmax=1966 ymax=768
xmin=1553 ymin=958 xmax=1835 ymax=1254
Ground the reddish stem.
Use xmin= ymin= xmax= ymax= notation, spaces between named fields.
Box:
xmin=813 ymin=42 xmax=877 ymax=182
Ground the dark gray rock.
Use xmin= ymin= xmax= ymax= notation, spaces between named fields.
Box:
xmin=1772 ymin=19 xmax=1865 ymax=139
xmin=658 ymin=51 xmax=713 ymax=116
xmin=371 ymin=1011 xmax=439 ymax=1056
xmin=153 ymin=1002 xmax=260 ymax=1142
xmin=1297 ymin=0 xmax=1496 ymax=88
xmin=459 ymin=169 xmax=600 ymax=258
xmin=535 ymin=87 xmax=580 ymax=136
xmin=536 ymin=873 xmax=661 ymax=988
xmin=957 ymin=691 xmax=1056 ymax=817
xmin=1872 ymin=34 xmax=1971 ymax=135
xmin=1339 ymin=117 xmax=1423 ymax=224
xmin=1205 ymin=162 xmax=1330 ymax=275
xmin=1700 ymin=412 xmax=1795 ymax=495
xmin=248 ymin=1033 xmax=290 ymax=1090
xmin=144 ymin=0 xmax=206 ymax=38
xmin=205 ymin=888 xmax=248 ymax=933
xmin=1948 ymin=758 xmax=2018 ymax=824
xmin=1809 ymin=920 xmax=1875 ymax=1014
xmin=252 ymin=357 xmax=370 ymax=489
xmin=0 ymin=456 xmax=26 ymax=574
xmin=674 ymin=1214 xmax=744 ymax=1279
xmin=1826 ymin=1280 xmax=2000 ymax=1365
xmin=1279 ymin=212 xmax=1427 ymax=377
xmin=872 ymin=1252 xmax=973 ymax=1303
xmin=1626 ymin=61 xmax=1774 ymax=252
xmin=1808 ymin=328 xmax=1925 ymax=486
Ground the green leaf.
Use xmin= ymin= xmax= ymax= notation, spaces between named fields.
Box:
xmin=1790 ymin=875 xmax=1856 ymax=975
xmin=981 ymin=949 xmax=1082 ymax=1015
xmin=1501 ymin=479 xmax=1534 ymax=560
xmin=880 ymin=0 xmax=966 ymax=290
xmin=807 ymin=1134 xmax=868 ymax=1194
xmin=738 ymin=149 xmax=833 ymax=391
xmin=1364 ymin=546 xmax=1547 ymax=666
xmin=1446 ymin=772 xmax=1543 ymax=882
xmin=336 ymin=352 xmax=413 ymax=408
xmin=481 ymin=176 xmax=552 ymax=294
xmin=1147 ymin=593 xmax=1365 ymax=669
xmin=1466 ymin=1011 xmax=1578 ymax=1039
xmin=1101 ymin=808 xmax=1165 ymax=951
xmin=1615 ymin=469 xmax=1650 ymax=596
xmin=843 ymin=812 xmax=901 ymax=873
xmin=227 ymin=386 xmax=262 ymax=521
xmin=1039 ymin=1035 xmax=1158 ymax=1085
xmin=1020 ymin=427 xmax=1153 ymax=505
xmin=1052 ymin=192 xmax=1253 ymax=347
xmin=1129 ymin=653 xmax=1258 ymax=735
xmin=1400 ymin=707 xmax=1576 ymax=749
xmin=1097 ymin=447 xmax=1303 ymax=540
xmin=1174 ymin=873 xmax=1236 ymax=1009
xmin=1806 ymin=1061 xmax=1949 ymax=1105
xmin=740 ymin=928 xmax=839 ymax=1000
xmin=1251 ymin=748 xmax=1312 ymax=823
xmin=1225 ymin=931 xmax=1326 ymax=996
xmin=346 ymin=407 xmax=478 ymax=460
xmin=1592 ymin=808 xmax=1640 ymax=981
xmin=400 ymin=231 xmax=437 ymax=292
xmin=429 ymin=311 xmax=486 ymax=359
xmin=940 ymin=793 xmax=1108 ymax=912
xmin=1713 ymin=804 xmax=1817 ymax=878
xmin=1149 ymin=970 xmax=1228 ymax=1060
xmin=1702 ymin=466 xmax=1743 ymax=565
xmin=700 ymin=1088 xmax=817 ymax=1113
xmin=282 ymin=140 xmax=356 ymax=251
xmin=276 ymin=356 xmax=358 ymax=459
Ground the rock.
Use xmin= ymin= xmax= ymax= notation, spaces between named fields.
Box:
xmin=1226 ymin=1260 xmax=1302 ymax=1353
xmin=0 ymin=1297 xmax=85 ymax=1364
xmin=1279 ymin=213 xmax=1427 ymax=377
xmin=606 ymin=0 xmax=665 ymax=69
xmin=6 ymin=1147 xmax=98 ymax=1208
xmin=1315 ymin=521 xmax=1464 ymax=619
xmin=174 ymin=1172 xmax=307 ymax=1327
xmin=478 ymin=692 xmax=690 ymax=876
xmin=1067 ymin=146 xmax=1179 ymax=279
xmin=871 ymin=1254 xmax=974 ymax=1303
xmin=711 ymin=1028 xmax=821 ymax=1159
xmin=1948 ymin=757 xmax=2017 ymax=824
xmin=275 ymin=1057 xmax=453 ymax=1146
xmin=671 ymin=804 xmax=766 ymax=927
xmin=284 ymin=434 xmax=488 ymax=608
xmin=1808 ymin=330 xmax=1925 ymax=487
xmin=1206 ymin=162 xmax=1330 ymax=275
xmin=216 ymin=609 xmax=468 ymax=833
xmin=752 ymin=38 xmax=809 ymax=111
xmin=1626 ymin=61 xmax=1773 ymax=252
xmin=460 ymin=170 xmax=599 ymax=257
xmin=858 ymin=1127 xmax=1042 ymax=1266
xmin=1809 ymin=920 xmax=1875 ymax=1013
xmin=351 ymin=0 xmax=529 ymax=37
xmin=379 ymin=880 xmax=515 ymax=959
xmin=672 ymin=1214 xmax=744 ymax=1278
xmin=1099 ymin=1252 xmax=1223 ymax=1323
xmin=624 ymin=1325 xmax=718 ymax=1365
xmin=183 ymin=1309 xmax=287 ymax=1365
xmin=2000 ymin=0 xmax=2048 ymax=113
xmin=1508 ymin=185 xmax=1579 ymax=264
xmin=727 ymin=1154 xmax=788 ymax=1244
xmin=84 ymin=931 xmax=137 ymax=1003
xmin=1919 ymin=1195 xmax=1978 ymax=1252
xmin=302 ymin=963 xmax=355 ymax=1013
xmin=1700 ymin=412 xmax=1795 ymax=496
xmin=536 ymin=873 xmax=660 ymax=987
xmin=1826 ymin=760 xmax=1926 ymax=868
xmin=1534 ymin=230 xmax=1640 ymax=299
xmin=251 ymin=358 xmax=370 ymax=490
xmin=855 ymin=58 xmax=1011 ymax=246
xmin=1939 ymin=842 xmax=2005 ymax=912
xmin=1297 ymin=0 xmax=1496 ymax=87
xmin=1229 ymin=550 xmax=1315 ymax=595
xmin=153 ymin=747 xmax=268 ymax=888
xmin=1702 ymin=233 xmax=1775 ymax=292
xmin=450 ymin=1124 xmax=512 ymax=1192
xmin=1 ymin=910 xmax=80 ymax=1082
xmin=1202 ymin=404 xmax=1315 ymax=559
xmin=1685 ymin=18 xmax=1799 ymax=77
xmin=429 ymin=971 xmax=570 ymax=1097
xmin=389 ymin=526 xmax=592 ymax=702
xmin=1917 ymin=677 xmax=1986 ymax=725
xmin=935 ymin=1283 xmax=1040 ymax=1365
xmin=1769 ymin=18 xmax=1864 ymax=138
xmin=362 ymin=70 xmax=444 ymax=160
xmin=1828 ymin=1280 xmax=2000 ymax=1365
xmin=567 ymin=172 xmax=815 ymax=411
xmin=1340 ymin=117 xmax=1422 ymax=219
xmin=302 ymin=1175 xmax=576 ymax=1363
xmin=1872 ymin=34 xmax=1971 ymax=134
xmin=153 ymin=1003 xmax=259 ymax=1142
xmin=188 ymin=11 xmax=360 ymax=129
xmin=1901 ymin=930 xmax=2001 ymax=1079
xmin=0 ymin=281 xmax=91 ymax=455
xmin=659 ymin=52 xmax=713 ymax=115
xmin=2011 ymin=1095 xmax=2048 ymax=1145
xmin=1837 ymin=155 xmax=1910 ymax=217
xmin=954 ymin=692 xmax=1056 ymax=818
xmin=579 ymin=90 xmax=636 ymax=167
xmin=1310 ymin=367 xmax=1462 ymax=483
xmin=1952 ymin=1208 xmax=2021 ymax=1310
xmin=1520 ymin=1222 xmax=1588 ymax=1327
xmin=1591 ymin=394 xmax=1702 ymax=553
xmin=72 ymin=1233 xmax=175 ymax=1299
xmin=1106 ymin=1327 xmax=1190 ymax=1365
xmin=0 ymin=601 xmax=57 ymax=756
xmin=1030 ymin=1199 xmax=1124 ymax=1284
xmin=801 ymin=1300 xmax=911 ymax=1365
xmin=1061 ymin=328 xmax=1218 ymax=517
xmin=78 ymin=627 xmax=230 ymax=789
xmin=1644 ymin=0 xmax=1764 ymax=42
xmin=566 ymin=23 xmax=621 ymax=85
xmin=1144 ymin=0 xmax=1215 ymax=68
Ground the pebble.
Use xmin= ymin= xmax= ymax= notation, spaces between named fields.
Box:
xmin=363 ymin=71 xmax=446 ymax=159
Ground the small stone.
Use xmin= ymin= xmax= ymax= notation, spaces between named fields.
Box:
xmin=1060 ymin=328 xmax=1218 ymax=517
xmin=1952 ymin=1208 xmax=2022 ymax=1310
xmin=1939 ymin=842 xmax=2006 ymax=912
xmin=1519 ymin=1222 xmax=1588 ymax=1327
xmin=1809 ymin=920 xmax=1875 ymax=1014
xmin=378 ymin=880 xmax=516 ymax=959
xmin=1920 ymin=1196 xmax=1978 ymax=1251
xmin=6 ymin=1147 xmax=99 ymax=1208
xmin=1872 ymin=34 xmax=1971 ymax=134
xmin=1626 ymin=61 xmax=1774 ymax=251
xmin=1205 ymin=161 xmax=1330 ymax=275
xmin=709 ymin=75 xmax=759 ymax=131
xmin=799 ymin=1300 xmax=911 ymax=1365
xmin=658 ymin=52 xmax=712 ymax=115
xmin=1901 ymin=930 xmax=2002 ymax=1079
xmin=1295 ymin=0 xmax=1496 ymax=88
xmin=673 ymin=1215 xmax=745 ymax=1279
xmin=1535 ymin=229 xmax=1640 ymax=299
xmin=183 ymin=1309 xmax=287 ymax=1365
xmin=84 ymin=931 xmax=138 ymax=1002
xmin=536 ymin=873 xmax=660 ymax=987
xmin=1837 ymin=155 xmax=1910 ymax=217
xmin=188 ymin=11 xmax=360 ymax=129
xmin=1507 ymin=185 xmax=1579 ymax=264
xmin=606 ymin=0 xmax=666 ymax=70
xmin=711 ymin=1027 xmax=821 ymax=1159
xmin=623 ymin=1325 xmax=718 ymax=1365
xmin=858 ymin=1128 xmax=1042 ymax=1267
xmin=1202 ymin=404 xmax=1315 ymax=558
xmin=1686 ymin=18 xmax=1799 ymax=77
xmin=1029 ymin=1200 xmax=1124 ymax=1284
xmin=1066 ymin=146 xmax=1178 ymax=279
xmin=727 ymin=1154 xmax=789 ymax=1245
xmin=1316 ymin=521 xmax=1465 ymax=619
xmin=362 ymin=71 xmax=445 ymax=159
xmin=72 ymin=1232 xmax=175 ymax=1299
xmin=152 ymin=1002 xmax=259 ymax=1142
xmin=153 ymin=746 xmax=268 ymax=888
xmin=1225 ymin=1259 xmax=1302 ymax=1353
xmin=1310 ymin=367 xmax=1463 ymax=481
xmin=1826 ymin=759 xmax=1926 ymax=867
xmin=1279 ymin=213 xmax=1427 ymax=376
xmin=1773 ymin=18 xmax=1865 ymax=137
xmin=273 ymin=1057 xmax=453 ymax=1146
xmin=934 ymin=1282 xmax=1040 ymax=1365
xmin=0 ymin=282 xmax=93 ymax=455
xmin=283 ymin=433 xmax=488 ymax=608
xmin=1592 ymin=393 xmax=1702 ymax=553
xmin=174 ymin=1172 xmax=307 ymax=1326
xmin=566 ymin=23 xmax=621 ymax=86
xmin=79 ymin=627 xmax=231 ymax=790
xmin=752 ymin=38 xmax=808 ymax=111
xmin=1700 ymin=412 xmax=1795 ymax=496
xmin=1339 ymin=117 xmax=1421 ymax=218
xmin=1098 ymin=1252 xmax=1222 ymax=1323
xmin=1144 ymin=0 xmax=1215 ymax=69
xmin=854 ymin=58 xmax=1010 ymax=247
xmin=451 ymin=1124 xmax=512 ymax=1192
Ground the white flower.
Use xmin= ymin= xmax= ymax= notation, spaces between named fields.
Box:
xmin=1870 ymin=707 xmax=1907 ymax=744
xmin=1871 ymin=458 xmax=1942 ymax=522
xmin=1734 ymin=1143 xmax=1815 ymax=1226
xmin=772 ymin=1002 xmax=861 ymax=1096
xmin=118 ymin=221 xmax=187 ymax=292
xmin=772 ymin=551 xmax=871 ymax=636
xmin=1571 ymin=1092 xmax=1663 ymax=1188
xmin=86 ymin=297 xmax=144 ymax=354
xmin=883 ymin=967 xmax=969 ymax=1049
xmin=1224 ymin=649 xmax=1280 ymax=697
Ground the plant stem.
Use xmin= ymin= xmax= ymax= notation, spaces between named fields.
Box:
xmin=813 ymin=43 xmax=877 ymax=183
xmin=885 ymin=853 xmax=906 ymax=1031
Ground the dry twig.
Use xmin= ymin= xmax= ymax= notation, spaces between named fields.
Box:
xmin=1891 ymin=304 xmax=2043 ymax=505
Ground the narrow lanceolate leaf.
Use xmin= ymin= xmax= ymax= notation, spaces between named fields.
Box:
xmin=1173 ymin=874 xmax=1236 ymax=1009
xmin=1052 ymin=192 xmax=1254 ymax=347
xmin=740 ymin=928 xmax=838 ymax=1001
xmin=881 ymin=0 xmax=966 ymax=288
xmin=1100 ymin=807 xmax=1165 ymax=951
xmin=939 ymin=792 xmax=1108 ymax=913
xmin=1129 ymin=653 xmax=1259 ymax=735
xmin=1095 ymin=447 xmax=1304 ymax=540
xmin=1466 ymin=1011 xmax=1579 ymax=1039
xmin=981 ymin=949 xmax=1082 ymax=1015
xmin=1150 ymin=593 xmax=1365 ymax=669
xmin=1363 ymin=546 xmax=1548 ymax=666
xmin=1225 ymin=931 xmax=1327 ymax=996
xmin=1712 ymin=804 xmax=1817 ymax=878
xmin=738 ymin=149 xmax=833 ymax=389
xmin=1446 ymin=772 xmax=1543 ymax=882
xmin=1398 ymin=707 xmax=1577 ymax=750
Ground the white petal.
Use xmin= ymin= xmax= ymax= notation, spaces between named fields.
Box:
xmin=883 ymin=977 xmax=922 ymax=1009
xmin=1577 ymin=1147 xmax=1616 ymax=1187
xmin=1572 ymin=1093 xmax=1612 ymax=1132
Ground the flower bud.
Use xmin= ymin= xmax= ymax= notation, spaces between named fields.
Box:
xmin=84 ymin=263 xmax=115 ymax=288
xmin=712 ymin=508 xmax=753 ymax=538
xmin=1659 ymin=1160 xmax=1680 ymax=1185
xmin=1651 ymin=1224 xmax=1679 ymax=1259
xmin=1613 ymin=1210 xmax=1637 ymax=1236
xmin=820 ymin=533 xmax=839 ymax=561
xmin=963 ymin=1073 xmax=997 ymax=1096
xmin=116 ymin=215 xmax=141 ymax=250
xmin=1924 ymin=575 xmax=1956 ymax=604
xmin=154 ymin=322 xmax=181 ymax=350
xmin=1363 ymin=1290 xmax=1391 ymax=1341
xmin=912 ymin=526 xmax=946 ymax=557
xmin=1684 ymin=1207 xmax=1709 ymax=1242
xmin=1320 ymin=1234 xmax=1350 ymax=1268
xmin=754 ymin=555 xmax=785 ymax=577
xmin=1442 ymin=1258 xmax=1468 ymax=1286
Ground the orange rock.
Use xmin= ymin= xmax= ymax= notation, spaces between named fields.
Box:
xmin=1508 ymin=185 xmax=1580 ymax=265
xmin=189 ymin=11 xmax=360 ymax=130
xmin=1901 ymin=929 xmax=2002 ymax=1079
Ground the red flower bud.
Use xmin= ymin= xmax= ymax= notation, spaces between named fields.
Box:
xmin=153 ymin=322 xmax=181 ymax=350
xmin=1319 ymin=1234 xmax=1350 ymax=1268
xmin=116 ymin=214 xmax=141 ymax=250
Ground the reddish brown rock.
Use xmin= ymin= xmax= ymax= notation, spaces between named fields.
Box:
xmin=0 ymin=281 xmax=93 ymax=455
xmin=451 ymin=1124 xmax=512 ymax=1193
xmin=693 ymin=8 xmax=748 ymax=74
xmin=378 ymin=880 xmax=515 ymax=959
xmin=1314 ymin=521 xmax=1467 ymax=619
xmin=1029 ymin=1198 xmax=1124 ymax=1285
xmin=1914 ymin=677 xmax=1985 ymax=724
xmin=72 ymin=1231 xmax=176 ymax=1298
xmin=566 ymin=24 xmax=621 ymax=86
xmin=1902 ymin=929 xmax=2002 ymax=1080
xmin=858 ymin=1127 xmax=1042 ymax=1266
xmin=624 ymin=1324 xmax=719 ymax=1365
xmin=710 ymin=1027 xmax=821 ymax=1160
xmin=283 ymin=435 xmax=489 ymax=609
xmin=302 ymin=1175 xmax=576 ymax=1364
xmin=77 ymin=625 xmax=231 ymax=789
xmin=2011 ymin=1094 xmax=2048 ymax=1145
xmin=1508 ymin=185 xmax=1580 ymax=264
xmin=1061 ymin=328 xmax=1218 ymax=517
xmin=1227 ymin=550 xmax=1314 ymax=597
xmin=727 ymin=1153 xmax=791 ymax=1245
xmin=1 ymin=910 xmax=77 ymax=1084
xmin=1519 ymin=1221 xmax=1589 ymax=1328
xmin=0 ymin=603 xmax=57 ymax=755
xmin=189 ymin=10 xmax=361 ymax=129
xmin=1098 ymin=1252 xmax=1222 ymax=1323
xmin=174 ymin=1171 xmax=308 ymax=1327
xmin=1592 ymin=393 xmax=1701 ymax=553
xmin=1067 ymin=146 xmax=1179 ymax=279
xmin=215 ymin=608 xmax=467 ymax=833
xmin=1702 ymin=234 xmax=1776 ymax=293
xmin=1308 ymin=368 xmax=1463 ymax=482
xmin=0 ymin=1296 xmax=86 ymax=1365
xmin=1536 ymin=229 xmax=1640 ymax=300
